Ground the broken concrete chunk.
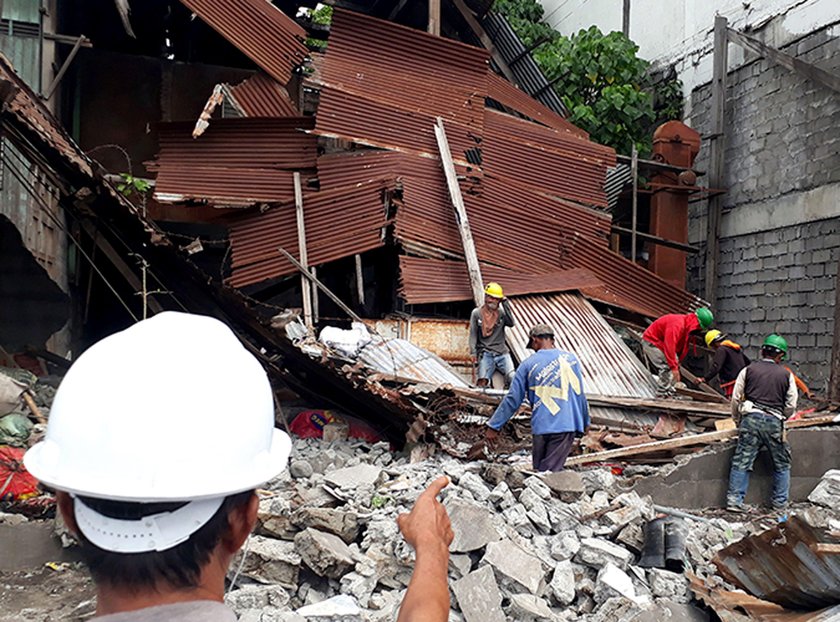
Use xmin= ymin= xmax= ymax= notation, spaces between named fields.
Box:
xmin=257 ymin=497 xmax=297 ymax=540
xmin=550 ymin=559 xmax=576 ymax=605
xmin=296 ymin=594 xmax=362 ymax=621
xmin=594 ymin=562 xmax=637 ymax=603
xmin=519 ymin=487 xmax=551 ymax=533
xmin=588 ymin=596 xmax=644 ymax=622
xmin=225 ymin=584 xmax=291 ymax=613
xmin=291 ymin=507 xmax=360 ymax=543
xmin=551 ymin=531 xmax=581 ymax=561
xmin=446 ymin=498 xmax=502 ymax=552
xmin=647 ymin=568 xmax=690 ymax=603
xmin=452 ymin=565 xmax=506 ymax=622
xmin=616 ymin=522 xmax=645 ymax=554
xmin=580 ymin=469 xmax=616 ymax=495
xmin=578 ymin=537 xmax=634 ymax=570
xmin=290 ymin=460 xmax=314 ymax=479
xmin=233 ymin=535 xmax=300 ymax=587
xmin=324 ymin=464 xmax=383 ymax=489
xmin=632 ymin=601 xmax=710 ymax=622
xmin=807 ymin=469 xmax=840 ymax=510
xmin=449 ymin=553 xmax=472 ymax=579
xmin=459 ymin=471 xmax=492 ymax=502
xmin=523 ymin=475 xmax=552 ymax=499
xmin=323 ymin=421 xmax=349 ymax=443
xmin=605 ymin=504 xmax=643 ymax=529
xmin=507 ymin=593 xmax=554 ymax=620
xmin=482 ymin=539 xmax=546 ymax=594
xmin=541 ymin=470 xmax=585 ymax=501
xmin=295 ymin=528 xmax=355 ymax=579
xmin=488 ymin=481 xmax=516 ymax=510
xmin=339 ymin=571 xmax=378 ymax=607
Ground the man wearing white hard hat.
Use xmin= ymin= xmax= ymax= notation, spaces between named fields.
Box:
xmin=25 ymin=312 xmax=453 ymax=621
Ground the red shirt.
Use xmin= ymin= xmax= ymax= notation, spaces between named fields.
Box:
xmin=642 ymin=313 xmax=700 ymax=373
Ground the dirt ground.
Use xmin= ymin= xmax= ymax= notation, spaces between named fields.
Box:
xmin=0 ymin=565 xmax=96 ymax=621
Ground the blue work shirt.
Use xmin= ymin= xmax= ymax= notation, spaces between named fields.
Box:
xmin=487 ymin=348 xmax=590 ymax=435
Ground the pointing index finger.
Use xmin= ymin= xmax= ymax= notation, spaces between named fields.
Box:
xmin=421 ymin=475 xmax=450 ymax=500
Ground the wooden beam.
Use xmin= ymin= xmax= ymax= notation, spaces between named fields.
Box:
xmin=727 ymin=27 xmax=840 ymax=94
xmin=434 ymin=117 xmax=484 ymax=306
xmin=451 ymin=0 xmax=517 ymax=84
xmin=294 ymin=172 xmax=313 ymax=329
xmin=354 ymin=254 xmax=365 ymax=307
xmin=79 ymin=220 xmax=163 ymax=314
xmin=630 ymin=144 xmax=639 ymax=262
xmin=428 ymin=0 xmax=441 ymax=36
xmin=278 ymin=246 xmax=365 ymax=324
xmin=622 ymin=0 xmax=631 ymax=37
xmin=680 ymin=364 xmax=729 ymax=402
xmin=814 ymin=543 xmax=840 ymax=555
xmin=704 ymin=15 xmax=728 ymax=306
xmin=564 ymin=413 xmax=840 ymax=466
xmin=586 ymin=395 xmax=731 ymax=417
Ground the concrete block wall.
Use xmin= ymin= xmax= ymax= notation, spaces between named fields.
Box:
xmin=687 ymin=22 xmax=840 ymax=389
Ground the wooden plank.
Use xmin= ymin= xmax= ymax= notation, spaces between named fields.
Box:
xmin=814 ymin=543 xmax=840 ymax=555
xmin=630 ymin=144 xmax=639 ymax=262
xmin=586 ymin=394 xmax=730 ymax=417
xmin=676 ymin=386 xmax=728 ymax=403
xmin=354 ymin=254 xmax=365 ymax=307
xmin=611 ymin=226 xmax=700 ymax=253
xmin=451 ymin=0 xmax=517 ymax=84
xmin=565 ymin=413 xmax=839 ymax=466
xmin=434 ymin=118 xmax=484 ymax=306
xmin=727 ymin=28 xmax=840 ymax=94
xmin=704 ymin=15 xmax=728 ymax=305
xmin=680 ymin=365 xmax=728 ymax=402
xmin=294 ymin=172 xmax=313 ymax=329
xmin=428 ymin=0 xmax=441 ymax=36
xmin=715 ymin=418 xmax=737 ymax=431
xmin=278 ymin=246 xmax=364 ymax=324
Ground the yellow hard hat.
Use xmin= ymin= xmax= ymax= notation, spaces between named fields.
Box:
xmin=484 ymin=282 xmax=504 ymax=298
xmin=704 ymin=329 xmax=724 ymax=347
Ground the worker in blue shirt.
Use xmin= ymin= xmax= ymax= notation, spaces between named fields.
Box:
xmin=485 ymin=324 xmax=590 ymax=471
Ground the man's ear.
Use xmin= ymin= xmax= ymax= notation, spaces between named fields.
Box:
xmin=222 ymin=493 xmax=259 ymax=554
xmin=56 ymin=491 xmax=80 ymax=536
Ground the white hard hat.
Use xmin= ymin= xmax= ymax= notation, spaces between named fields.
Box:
xmin=25 ymin=312 xmax=291 ymax=552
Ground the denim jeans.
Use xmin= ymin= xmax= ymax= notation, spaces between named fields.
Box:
xmin=477 ymin=351 xmax=515 ymax=385
xmin=726 ymin=413 xmax=792 ymax=509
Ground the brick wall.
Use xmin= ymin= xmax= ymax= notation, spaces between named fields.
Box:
xmin=687 ymin=23 xmax=840 ymax=388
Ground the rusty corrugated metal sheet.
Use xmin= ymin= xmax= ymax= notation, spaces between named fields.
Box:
xmin=152 ymin=117 xmax=316 ymax=206
xmin=398 ymin=256 xmax=603 ymax=305
xmin=358 ymin=338 xmax=469 ymax=388
xmin=486 ymin=72 xmax=584 ymax=138
xmin=230 ymin=72 xmax=298 ymax=117
xmin=317 ymin=150 xmax=405 ymax=190
xmin=482 ymin=109 xmax=613 ymax=208
xmin=319 ymin=8 xmax=489 ymax=131
xmin=506 ymin=293 xmax=657 ymax=398
xmin=178 ymin=0 xmax=307 ymax=85
xmin=227 ymin=179 xmax=394 ymax=288
xmin=713 ymin=517 xmax=840 ymax=611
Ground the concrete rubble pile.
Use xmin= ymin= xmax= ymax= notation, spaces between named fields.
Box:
xmin=219 ymin=434 xmax=840 ymax=622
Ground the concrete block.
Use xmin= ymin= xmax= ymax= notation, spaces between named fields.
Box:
xmin=458 ymin=472 xmax=492 ymax=502
xmin=550 ymin=531 xmax=581 ymax=561
xmin=594 ymin=563 xmax=637 ymax=603
xmin=225 ymin=584 xmax=291 ymax=614
xmin=541 ymin=470 xmax=585 ymax=501
xmin=577 ymin=538 xmax=634 ymax=570
xmin=648 ymin=568 xmax=690 ymax=603
xmin=808 ymin=470 xmax=840 ymax=510
xmin=322 ymin=421 xmax=349 ymax=443
xmin=291 ymin=507 xmax=360 ymax=543
xmin=452 ymin=565 xmax=506 ymax=622
xmin=295 ymin=528 xmax=355 ymax=579
xmin=234 ymin=535 xmax=301 ymax=587
xmin=550 ymin=559 xmax=576 ymax=605
xmin=508 ymin=594 xmax=553 ymax=620
xmin=324 ymin=464 xmax=383 ymax=489
xmin=482 ymin=539 xmax=546 ymax=594
xmin=295 ymin=595 xmax=362 ymax=621
xmin=446 ymin=498 xmax=502 ymax=552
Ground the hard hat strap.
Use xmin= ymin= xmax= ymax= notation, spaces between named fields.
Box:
xmin=73 ymin=495 xmax=225 ymax=553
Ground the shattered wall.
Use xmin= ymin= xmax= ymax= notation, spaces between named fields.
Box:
xmin=687 ymin=20 xmax=840 ymax=389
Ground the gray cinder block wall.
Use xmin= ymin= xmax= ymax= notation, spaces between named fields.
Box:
xmin=686 ymin=22 xmax=840 ymax=390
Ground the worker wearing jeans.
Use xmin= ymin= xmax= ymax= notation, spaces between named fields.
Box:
xmin=726 ymin=334 xmax=797 ymax=512
xmin=469 ymin=282 xmax=515 ymax=388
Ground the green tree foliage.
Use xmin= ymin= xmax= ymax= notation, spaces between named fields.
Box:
xmin=494 ymin=0 xmax=682 ymax=155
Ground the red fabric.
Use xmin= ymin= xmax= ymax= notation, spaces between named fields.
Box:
xmin=642 ymin=313 xmax=700 ymax=373
xmin=0 ymin=446 xmax=39 ymax=501
xmin=288 ymin=410 xmax=384 ymax=444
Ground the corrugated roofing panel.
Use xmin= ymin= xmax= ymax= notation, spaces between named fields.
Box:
xmin=398 ymin=256 xmax=603 ymax=304
xmin=230 ymin=72 xmax=299 ymax=117
xmin=152 ymin=117 xmax=316 ymax=206
xmin=178 ymin=0 xmax=307 ymax=84
xmin=320 ymin=8 xmax=489 ymax=131
xmin=714 ymin=517 xmax=840 ymax=611
xmin=227 ymin=179 xmax=393 ymax=288
xmin=506 ymin=293 xmax=657 ymax=398
xmin=486 ymin=72 xmax=583 ymax=137
xmin=359 ymin=338 xmax=469 ymax=388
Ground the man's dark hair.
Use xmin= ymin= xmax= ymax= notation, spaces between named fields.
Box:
xmin=74 ymin=490 xmax=254 ymax=591
xmin=761 ymin=346 xmax=782 ymax=359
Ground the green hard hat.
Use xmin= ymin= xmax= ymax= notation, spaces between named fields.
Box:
xmin=762 ymin=334 xmax=789 ymax=358
xmin=695 ymin=307 xmax=714 ymax=330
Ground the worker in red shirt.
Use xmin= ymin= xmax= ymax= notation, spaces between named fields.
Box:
xmin=641 ymin=308 xmax=714 ymax=394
